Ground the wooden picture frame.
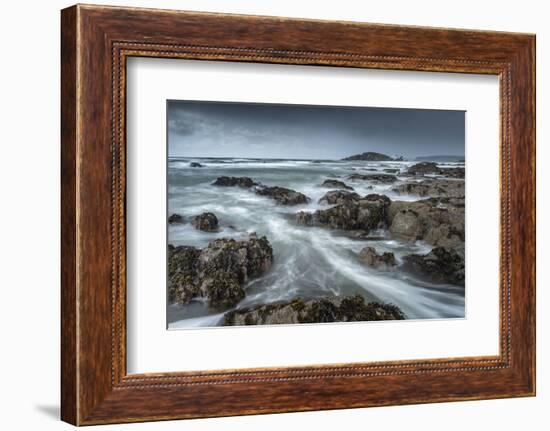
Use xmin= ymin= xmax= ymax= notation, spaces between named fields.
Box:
xmin=61 ymin=4 xmax=536 ymax=425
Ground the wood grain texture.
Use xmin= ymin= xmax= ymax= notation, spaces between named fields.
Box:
xmin=60 ymin=4 xmax=536 ymax=425
xmin=60 ymin=5 xmax=78 ymax=425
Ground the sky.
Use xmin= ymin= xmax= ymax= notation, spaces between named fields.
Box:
xmin=167 ymin=100 xmax=465 ymax=160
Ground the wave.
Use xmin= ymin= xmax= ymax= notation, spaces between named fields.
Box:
xmin=167 ymin=158 xmax=465 ymax=326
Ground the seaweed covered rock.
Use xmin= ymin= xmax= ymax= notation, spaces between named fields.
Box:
xmin=197 ymin=235 xmax=273 ymax=284
xmin=189 ymin=162 xmax=203 ymax=168
xmin=347 ymin=173 xmax=398 ymax=183
xmin=200 ymin=273 xmax=244 ymax=310
xmin=191 ymin=212 xmax=219 ymax=232
xmin=391 ymin=179 xmax=464 ymax=198
xmin=255 ymin=186 xmax=310 ymax=205
xmin=318 ymin=190 xmax=360 ymax=205
xmin=388 ymin=198 xmax=464 ymax=247
xmin=359 ymin=247 xmax=396 ymax=269
xmin=297 ymin=194 xmax=390 ymax=233
xmin=212 ymin=176 xmax=258 ymax=188
xmin=363 ymin=193 xmax=392 ymax=206
xmin=295 ymin=211 xmax=315 ymax=226
xmin=223 ymin=294 xmax=405 ymax=326
xmin=168 ymin=213 xmax=185 ymax=225
xmin=320 ymin=179 xmax=354 ymax=190
xmin=403 ymin=246 xmax=465 ymax=285
xmin=407 ymin=162 xmax=440 ymax=175
xmin=167 ymin=235 xmax=273 ymax=310
xmin=167 ymin=245 xmax=201 ymax=303
xmin=439 ymin=167 xmax=465 ymax=179
xmin=316 ymin=199 xmax=388 ymax=231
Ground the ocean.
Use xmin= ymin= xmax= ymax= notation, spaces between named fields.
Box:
xmin=167 ymin=157 xmax=465 ymax=328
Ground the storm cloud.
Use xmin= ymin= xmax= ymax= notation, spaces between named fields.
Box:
xmin=167 ymin=100 xmax=465 ymax=160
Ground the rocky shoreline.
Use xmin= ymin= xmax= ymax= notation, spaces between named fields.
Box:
xmin=168 ymin=160 xmax=465 ymax=326
xmin=223 ymin=295 xmax=405 ymax=326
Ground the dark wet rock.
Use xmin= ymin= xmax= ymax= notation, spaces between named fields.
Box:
xmin=168 ymin=235 xmax=273 ymax=310
xmin=359 ymin=247 xmax=396 ymax=269
xmin=197 ymin=235 xmax=273 ymax=284
xmin=200 ymin=273 xmax=245 ymax=310
xmin=223 ymin=294 xmax=405 ymax=325
xmin=295 ymin=211 xmax=315 ymax=226
xmin=387 ymin=198 xmax=464 ymax=247
xmin=439 ymin=167 xmax=465 ymax=179
xmin=255 ymin=186 xmax=310 ymax=205
xmin=191 ymin=212 xmax=219 ymax=232
xmin=212 ymin=176 xmax=258 ymax=188
xmin=168 ymin=272 xmax=200 ymax=304
xmin=347 ymin=173 xmax=398 ymax=183
xmin=316 ymin=199 xmax=388 ymax=231
xmin=189 ymin=162 xmax=203 ymax=168
xmin=342 ymin=152 xmax=394 ymax=161
xmin=321 ymin=179 xmax=354 ymax=190
xmin=168 ymin=213 xmax=185 ymax=225
xmin=363 ymin=193 xmax=392 ymax=206
xmin=391 ymin=179 xmax=464 ymax=198
xmin=403 ymin=246 xmax=465 ymax=285
xmin=297 ymin=195 xmax=390 ymax=233
xmin=318 ymin=190 xmax=360 ymax=205
xmin=167 ymin=246 xmax=202 ymax=304
xmin=407 ymin=162 xmax=441 ymax=175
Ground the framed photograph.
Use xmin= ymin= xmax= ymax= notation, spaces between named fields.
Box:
xmin=61 ymin=4 xmax=536 ymax=425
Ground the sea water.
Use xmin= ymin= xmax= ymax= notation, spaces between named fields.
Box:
xmin=167 ymin=157 xmax=465 ymax=328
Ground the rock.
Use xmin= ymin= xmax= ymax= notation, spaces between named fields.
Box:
xmin=189 ymin=162 xmax=203 ymax=168
xmin=316 ymin=199 xmax=388 ymax=231
xmin=321 ymin=179 xmax=354 ymax=190
xmin=297 ymin=195 xmax=390 ymax=233
xmin=391 ymin=179 xmax=464 ymax=198
xmin=363 ymin=193 xmax=392 ymax=206
xmin=439 ymin=167 xmax=465 ymax=179
xmin=359 ymin=247 xmax=396 ymax=269
xmin=197 ymin=236 xmax=273 ymax=284
xmin=342 ymin=152 xmax=394 ymax=161
xmin=212 ymin=176 xmax=258 ymax=188
xmin=223 ymin=294 xmax=405 ymax=325
xmin=347 ymin=173 xmax=398 ymax=183
xmin=167 ymin=245 xmax=202 ymax=304
xmin=191 ymin=212 xmax=219 ymax=232
xmin=200 ymin=273 xmax=244 ymax=310
xmin=255 ymin=186 xmax=310 ymax=205
xmin=403 ymin=246 xmax=465 ymax=285
xmin=295 ymin=211 xmax=315 ymax=226
xmin=389 ymin=210 xmax=421 ymax=240
xmin=388 ymin=198 xmax=464 ymax=247
xmin=318 ymin=190 xmax=360 ymax=205
xmin=168 ymin=213 xmax=185 ymax=224
xmin=407 ymin=162 xmax=441 ymax=175
xmin=168 ymin=235 xmax=273 ymax=310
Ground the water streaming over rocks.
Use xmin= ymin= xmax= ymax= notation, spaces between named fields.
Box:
xmin=167 ymin=157 xmax=465 ymax=328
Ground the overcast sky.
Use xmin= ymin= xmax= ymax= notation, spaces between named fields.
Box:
xmin=167 ymin=100 xmax=464 ymax=160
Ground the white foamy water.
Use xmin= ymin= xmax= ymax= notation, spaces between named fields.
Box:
xmin=167 ymin=157 xmax=465 ymax=327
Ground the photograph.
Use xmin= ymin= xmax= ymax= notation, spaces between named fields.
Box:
xmin=166 ymin=100 xmax=466 ymax=328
